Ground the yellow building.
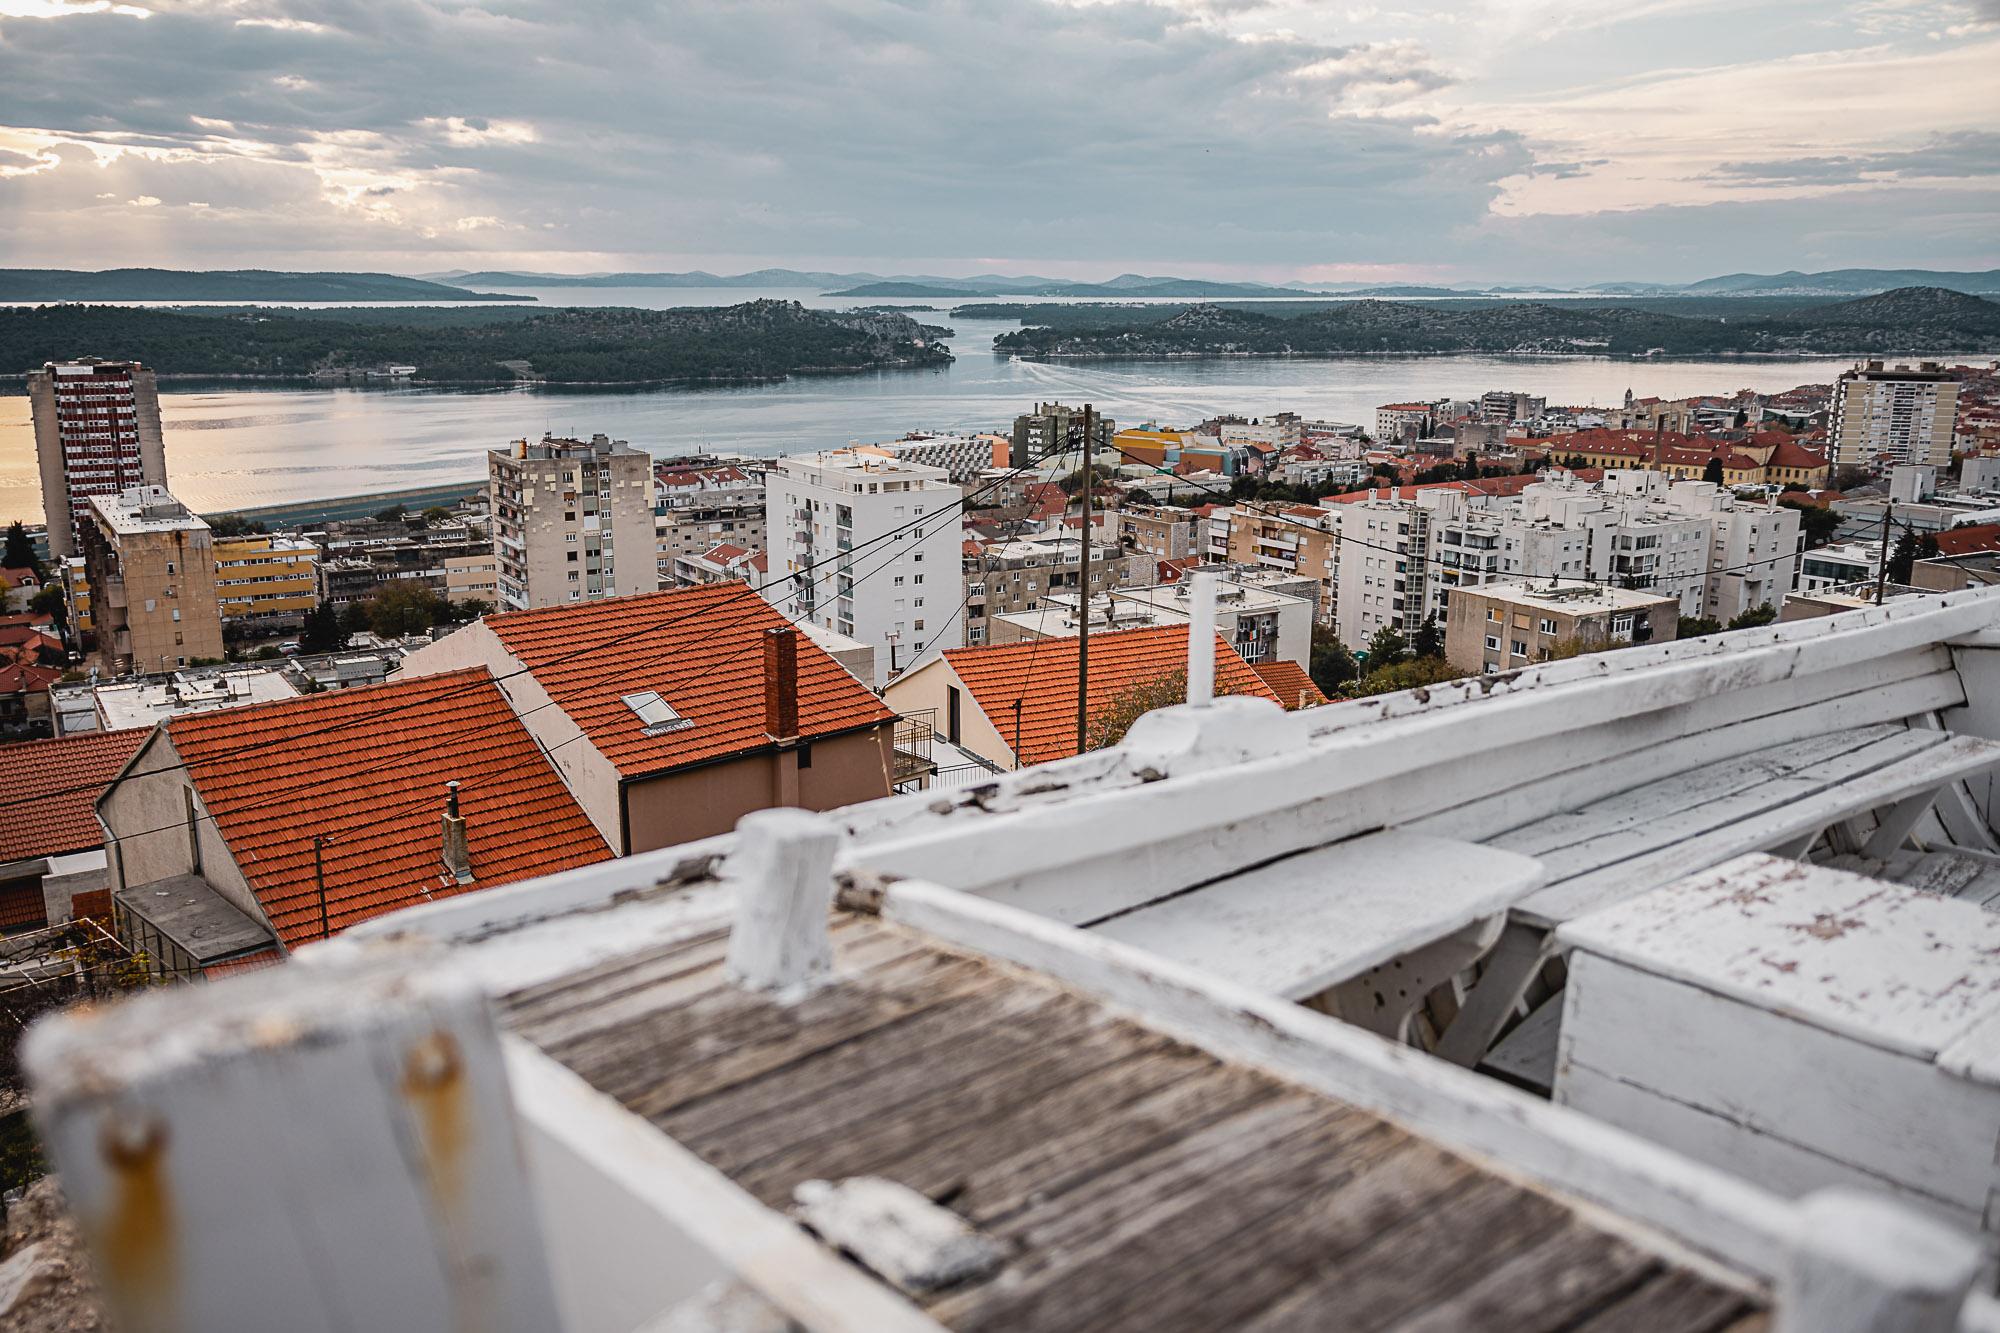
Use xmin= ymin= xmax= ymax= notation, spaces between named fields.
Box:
xmin=213 ymin=533 xmax=321 ymax=625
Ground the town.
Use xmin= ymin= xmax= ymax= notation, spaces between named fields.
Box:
xmin=4 ymin=349 xmax=2000 ymax=1330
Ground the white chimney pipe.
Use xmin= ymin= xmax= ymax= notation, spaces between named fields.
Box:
xmin=1187 ymin=572 xmax=1218 ymax=705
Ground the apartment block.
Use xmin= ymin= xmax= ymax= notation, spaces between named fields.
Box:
xmin=762 ymin=449 xmax=964 ymax=684
xmin=212 ymin=534 xmax=320 ymax=628
xmin=489 ymin=434 xmax=658 ymax=611
xmin=963 ymin=534 xmax=1147 ymax=647
xmin=444 ymin=552 xmax=500 ymax=605
xmin=79 ymin=485 xmax=224 ymax=675
xmin=30 ymin=360 xmax=168 ymax=559
xmin=1374 ymin=402 xmax=1433 ymax=442
xmin=858 ymin=434 xmax=1007 ymax=484
xmin=1445 ymin=581 xmax=1677 ymax=675
xmin=1012 ymin=402 xmax=1115 ymax=468
xmin=1830 ymin=362 xmax=1959 ymax=470
xmin=653 ymin=457 xmax=766 ymax=579
xmin=1116 ymin=505 xmax=1203 ymax=562
xmin=1224 ymin=504 xmax=1337 ymax=619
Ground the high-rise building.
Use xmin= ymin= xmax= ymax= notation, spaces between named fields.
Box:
xmin=1011 ymin=402 xmax=1115 ymax=468
xmin=80 ymin=486 xmax=224 ymax=675
xmin=29 ymin=360 xmax=168 ymax=560
xmin=762 ymin=448 xmax=963 ymax=685
xmin=488 ymin=434 xmax=658 ymax=611
xmin=1830 ymin=362 xmax=1959 ymax=471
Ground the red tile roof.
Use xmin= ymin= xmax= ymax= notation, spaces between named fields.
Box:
xmin=1937 ymin=523 xmax=2000 ymax=557
xmin=940 ymin=626 xmax=1278 ymax=767
xmin=1250 ymin=660 xmax=1328 ymax=710
xmin=165 ymin=668 xmax=611 ymax=949
xmin=1320 ymin=471 xmax=1601 ymax=505
xmin=480 ymin=584 xmax=895 ymax=779
xmin=0 ymin=728 xmax=146 ymax=862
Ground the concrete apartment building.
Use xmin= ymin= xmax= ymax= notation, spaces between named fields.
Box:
xmin=653 ymin=457 xmax=766 ymax=579
xmin=212 ymin=533 xmax=320 ymax=630
xmin=443 ymin=552 xmax=499 ymax=604
xmin=763 ymin=448 xmax=964 ymax=684
xmin=30 ymin=360 xmax=168 ymax=559
xmin=963 ymin=534 xmax=1148 ymax=647
xmin=1374 ymin=402 xmax=1433 ymax=442
xmin=989 ymin=576 xmax=1313 ymax=669
xmin=79 ymin=486 xmax=224 ymax=675
xmin=858 ymin=433 xmax=1007 ymax=484
xmin=1224 ymin=504 xmax=1337 ymax=619
xmin=1830 ymin=362 xmax=1959 ymax=470
xmin=313 ymin=517 xmax=493 ymax=609
xmin=1116 ymin=504 xmax=1203 ymax=563
xmin=489 ymin=433 xmax=658 ymax=610
xmin=1445 ymin=581 xmax=1678 ymax=675
xmin=1012 ymin=402 xmax=1116 ymax=468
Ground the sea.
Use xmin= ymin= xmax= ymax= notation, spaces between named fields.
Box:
xmin=0 ymin=285 xmax=1898 ymax=521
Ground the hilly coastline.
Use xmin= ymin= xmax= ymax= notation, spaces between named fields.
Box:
xmin=0 ymin=268 xmax=526 ymax=303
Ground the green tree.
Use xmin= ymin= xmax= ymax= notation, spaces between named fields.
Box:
xmin=1886 ymin=525 xmax=1921 ymax=585
xmin=374 ymin=503 xmax=408 ymax=523
xmin=1777 ymin=496 xmax=1841 ymax=549
xmin=1346 ymin=655 xmax=1469 ymax=699
xmin=299 ymin=600 xmax=348 ymax=654
xmin=1702 ymin=456 xmax=1726 ymax=484
xmin=368 ymin=581 xmax=443 ymax=638
xmin=1678 ymin=614 xmax=1723 ymax=638
xmin=1309 ymin=624 xmax=1358 ymax=696
xmin=338 ymin=600 xmax=374 ymax=637
xmin=421 ymin=505 xmax=453 ymax=527
xmin=1365 ymin=625 xmax=1410 ymax=668
xmin=1409 ymin=614 xmax=1445 ymax=660
xmin=1727 ymin=603 xmax=1778 ymax=630
xmin=206 ymin=513 xmax=268 ymax=538
xmin=28 ymin=583 xmax=67 ymax=636
xmin=2 ymin=521 xmax=42 ymax=579
xmin=1083 ymin=667 xmax=1245 ymax=751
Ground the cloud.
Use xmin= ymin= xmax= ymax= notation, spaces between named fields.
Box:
xmin=126 ymin=194 xmax=159 ymax=206
xmin=1705 ymin=131 xmax=2000 ymax=184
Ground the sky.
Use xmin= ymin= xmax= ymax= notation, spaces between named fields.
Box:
xmin=0 ymin=0 xmax=1994 ymax=286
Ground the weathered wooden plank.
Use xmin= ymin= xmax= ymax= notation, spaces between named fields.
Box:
xmin=502 ymin=926 xmax=732 ymax=1023
xmin=1087 ymin=831 xmax=1538 ymax=1000
xmin=1386 ymin=1217 xmax=1660 ymax=1332
xmin=1234 ymin=1173 xmax=1575 ymax=1331
xmin=1480 ymin=993 xmax=1564 ymax=1094
xmin=1559 ymin=1267 xmax=1761 ymax=1333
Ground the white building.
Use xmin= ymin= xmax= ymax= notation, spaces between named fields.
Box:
xmin=653 ymin=457 xmax=766 ymax=579
xmin=989 ymin=576 xmax=1313 ymax=669
xmin=489 ymin=434 xmax=658 ymax=610
xmin=1829 ymin=362 xmax=1959 ymax=470
xmin=856 ymin=434 xmax=1003 ymax=484
xmin=1797 ymin=540 xmax=1883 ymax=594
xmin=1373 ymin=402 xmax=1432 ymax=442
xmin=762 ymin=448 xmax=964 ymax=685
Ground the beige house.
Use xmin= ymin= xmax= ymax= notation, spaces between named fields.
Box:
xmin=1445 ymin=581 xmax=1678 ymax=675
xmin=80 ymin=486 xmax=224 ymax=675
xmin=399 ymin=584 xmax=898 ymax=854
xmin=444 ymin=551 xmax=500 ymax=604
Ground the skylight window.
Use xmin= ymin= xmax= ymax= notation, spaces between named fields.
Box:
xmin=622 ymin=690 xmax=694 ymax=736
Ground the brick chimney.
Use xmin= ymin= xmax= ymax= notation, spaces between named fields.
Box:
xmin=440 ymin=780 xmax=472 ymax=885
xmin=1651 ymin=420 xmax=1664 ymax=472
xmin=764 ymin=626 xmax=800 ymax=744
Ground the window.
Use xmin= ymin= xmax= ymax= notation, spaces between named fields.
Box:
xmin=1538 ymin=618 xmax=1556 ymax=634
xmin=1486 ymin=607 xmax=1499 ymax=621
xmin=1612 ymin=613 xmax=1636 ymax=635
xmin=1485 ymin=635 xmax=1500 ymax=651
xmin=914 ymin=619 xmax=925 ymax=631
xmin=1511 ymin=640 xmax=1529 ymax=657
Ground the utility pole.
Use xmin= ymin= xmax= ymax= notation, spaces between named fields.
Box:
xmin=313 ymin=834 xmax=331 ymax=941
xmin=1874 ymin=498 xmax=1894 ymax=606
xmin=1076 ymin=403 xmax=1094 ymax=754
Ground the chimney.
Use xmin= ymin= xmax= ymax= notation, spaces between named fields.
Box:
xmin=1651 ymin=420 xmax=1664 ymax=471
xmin=440 ymin=780 xmax=472 ymax=885
xmin=764 ymin=626 xmax=800 ymax=743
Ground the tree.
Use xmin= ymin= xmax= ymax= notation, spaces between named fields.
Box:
xmin=1727 ymin=603 xmax=1778 ymax=630
xmin=28 ymin=583 xmax=67 ymax=636
xmin=1777 ymin=496 xmax=1841 ymax=549
xmin=1346 ymin=655 xmax=1469 ymax=699
xmin=1124 ymin=489 xmax=1156 ymax=508
xmin=1678 ymin=614 xmax=1723 ymax=638
xmin=1083 ymin=668 xmax=1245 ymax=752
xmin=1309 ymin=624 xmax=1358 ymax=696
xmin=1886 ymin=527 xmax=1938 ymax=585
xmin=374 ymin=503 xmax=408 ymax=523
xmin=1833 ymin=466 xmax=1873 ymax=492
xmin=2 ymin=521 xmax=42 ymax=579
xmin=1365 ymin=625 xmax=1410 ymax=669
xmin=1702 ymin=456 xmax=1726 ymax=485
xmin=1409 ymin=614 xmax=1445 ymax=661
xmin=299 ymin=600 xmax=348 ymax=654
xmin=421 ymin=505 xmax=453 ymax=527
xmin=367 ymin=581 xmax=444 ymax=638
xmin=338 ymin=600 xmax=374 ymax=637
xmin=452 ymin=597 xmax=495 ymax=622
xmin=206 ymin=513 xmax=268 ymax=538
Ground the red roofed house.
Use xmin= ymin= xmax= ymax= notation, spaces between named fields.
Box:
xmin=1250 ymin=659 xmax=1328 ymax=711
xmin=97 ymin=668 xmax=612 ymax=977
xmin=0 ymin=728 xmax=147 ymax=933
xmin=399 ymin=583 xmax=899 ymax=854
xmin=882 ymin=625 xmax=1279 ymax=771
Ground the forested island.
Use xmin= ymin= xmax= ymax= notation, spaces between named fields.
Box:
xmin=990 ymin=288 xmax=2000 ymax=359
xmin=0 ymin=268 xmax=524 ymax=303
xmin=0 ymin=301 xmax=952 ymax=385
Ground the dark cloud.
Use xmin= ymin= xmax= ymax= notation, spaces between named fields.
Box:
xmin=1705 ymin=131 xmax=2000 ymax=185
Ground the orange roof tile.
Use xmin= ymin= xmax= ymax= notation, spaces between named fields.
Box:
xmin=480 ymin=584 xmax=895 ymax=779
xmin=941 ymin=625 xmax=1278 ymax=768
xmin=1250 ymin=660 xmax=1328 ymax=710
xmin=0 ymin=728 xmax=146 ymax=862
xmin=165 ymin=668 xmax=611 ymax=950
xmin=1937 ymin=523 xmax=2000 ymax=557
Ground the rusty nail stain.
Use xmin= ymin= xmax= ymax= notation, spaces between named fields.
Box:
xmin=98 ymin=1109 xmax=175 ymax=1309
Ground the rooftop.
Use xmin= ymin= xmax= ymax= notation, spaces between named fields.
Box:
xmin=499 ymin=432 xmax=644 ymax=461
xmin=158 ymin=666 xmax=612 ymax=948
xmin=0 ymin=728 xmax=145 ymax=863
xmin=477 ymin=584 xmax=896 ymax=778
xmin=87 ymin=485 xmax=207 ymax=536
xmin=91 ymin=668 xmax=300 ymax=732
xmin=1465 ymin=581 xmax=1678 ymax=614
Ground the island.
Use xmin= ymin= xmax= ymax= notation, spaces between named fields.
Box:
xmin=990 ymin=288 xmax=2000 ymax=359
xmin=0 ymin=268 xmax=528 ymax=303
xmin=0 ymin=300 xmax=952 ymax=385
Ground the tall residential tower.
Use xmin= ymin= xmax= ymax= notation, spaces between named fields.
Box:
xmin=488 ymin=434 xmax=658 ymax=610
xmin=1829 ymin=361 xmax=1959 ymax=471
xmin=30 ymin=360 xmax=168 ymax=559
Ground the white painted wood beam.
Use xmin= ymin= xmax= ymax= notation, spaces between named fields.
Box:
xmin=726 ymin=808 xmax=841 ymax=995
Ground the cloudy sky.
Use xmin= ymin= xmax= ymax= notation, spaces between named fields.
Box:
xmin=0 ymin=0 xmax=1994 ymax=284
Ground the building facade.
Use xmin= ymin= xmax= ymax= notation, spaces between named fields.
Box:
xmin=762 ymin=449 xmax=964 ymax=684
xmin=1012 ymin=402 xmax=1116 ymax=468
xmin=489 ymin=434 xmax=659 ymax=610
xmin=963 ymin=535 xmax=1147 ymax=647
xmin=79 ymin=486 xmax=224 ymax=675
xmin=1224 ymin=505 xmax=1337 ymax=620
xmin=30 ymin=360 xmax=168 ymax=560
xmin=1830 ymin=362 xmax=1960 ymax=470
xmin=653 ymin=457 xmax=766 ymax=579
xmin=1444 ymin=581 xmax=1678 ymax=675
xmin=212 ymin=534 xmax=320 ymax=629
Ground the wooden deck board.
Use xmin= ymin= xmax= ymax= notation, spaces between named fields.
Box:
xmin=503 ymin=913 xmax=1766 ymax=1332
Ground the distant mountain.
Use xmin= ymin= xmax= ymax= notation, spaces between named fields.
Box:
xmin=1342 ymin=285 xmax=1467 ymax=298
xmin=1681 ymin=268 xmax=2000 ymax=297
xmin=827 ymin=282 xmax=987 ymax=298
xmin=0 ymin=268 xmax=524 ymax=302
xmin=449 ymin=269 xmax=874 ymax=289
xmin=1758 ymin=286 xmax=2000 ymax=349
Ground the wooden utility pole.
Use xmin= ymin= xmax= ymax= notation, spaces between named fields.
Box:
xmin=1874 ymin=499 xmax=1894 ymax=606
xmin=1076 ymin=404 xmax=1094 ymax=753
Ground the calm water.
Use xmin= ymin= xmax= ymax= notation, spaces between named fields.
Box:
xmin=0 ymin=285 xmax=1878 ymax=520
